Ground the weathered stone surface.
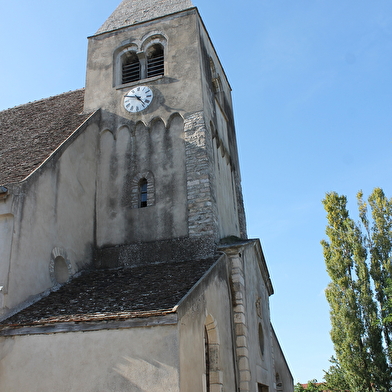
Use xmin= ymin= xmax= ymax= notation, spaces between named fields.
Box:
xmin=96 ymin=0 xmax=194 ymax=34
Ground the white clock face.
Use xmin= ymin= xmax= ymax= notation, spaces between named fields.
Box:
xmin=123 ymin=86 xmax=153 ymax=113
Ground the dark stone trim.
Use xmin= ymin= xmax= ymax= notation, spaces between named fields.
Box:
xmin=0 ymin=312 xmax=178 ymax=336
xmin=94 ymin=236 xmax=217 ymax=268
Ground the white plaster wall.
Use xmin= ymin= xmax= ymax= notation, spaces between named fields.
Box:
xmin=4 ymin=121 xmax=99 ymax=312
xmin=0 ymin=325 xmax=179 ymax=392
xmin=97 ymin=126 xmax=131 ymax=246
xmin=272 ymin=328 xmax=294 ymax=392
xmin=0 ymin=204 xmax=13 ymax=313
xmin=0 ymin=213 xmax=13 ymax=288
xmin=212 ymin=135 xmax=240 ymax=239
xmin=178 ymin=256 xmax=237 ymax=392
xmin=96 ymin=115 xmax=188 ymax=247
xmin=242 ymin=243 xmax=276 ymax=390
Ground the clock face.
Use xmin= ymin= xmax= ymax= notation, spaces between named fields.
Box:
xmin=123 ymin=86 xmax=153 ymax=113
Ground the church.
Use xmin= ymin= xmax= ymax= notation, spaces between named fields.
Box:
xmin=0 ymin=1 xmax=293 ymax=391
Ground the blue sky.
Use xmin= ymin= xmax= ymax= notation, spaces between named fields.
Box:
xmin=1 ymin=0 xmax=391 ymax=384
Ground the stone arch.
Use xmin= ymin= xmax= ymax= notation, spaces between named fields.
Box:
xmin=204 ymin=314 xmax=223 ymax=392
xmin=150 ymin=116 xmax=166 ymax=128
xmin=140 ymin=31 xmax=168 ymax=52
xmin=49 ymin=247 xmax=72 ymax=286
xmin=113 ymin=32 xmax=167 ymax=87
xmin=135 ymin=120 xmax=148 ymax=133
xmin=167 ymin=112 xmax=184 ymax=130
xmin=113 ymin=43 xmax=140 ymax=86
xmin=100 ymin=128 xmax=115 ymax=140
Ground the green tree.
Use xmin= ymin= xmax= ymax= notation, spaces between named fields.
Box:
xmin=323 ymin=356 xmax=350 ymax=391
xmin=294 ymin=380 xmax=325 ymax=392
xmin=321 ymin=188 xmax=392 ymax=392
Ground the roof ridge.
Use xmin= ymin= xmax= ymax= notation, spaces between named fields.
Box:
xmin=0 ymin=88 xmax=85 ymax=113
xmin=95 ymin=0 xmax=194 ymax=35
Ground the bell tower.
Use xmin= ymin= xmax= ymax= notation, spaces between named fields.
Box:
xmin=84 ymin=0 xmax=247 ymax=266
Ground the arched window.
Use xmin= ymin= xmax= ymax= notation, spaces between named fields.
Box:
xmin=130 ymin=171 xmax=155 ymax=209
xmin=139 ymin=178 xmax=148 ymax=208
xmin=115 ymin=34 xmax=166 ymax=86
xmin=204 ymin=315 xmax=223 ymax=392
xmin=122 ymin=51 xmax=141 ymax=84
xmin=146 ymin=44 xmax=164 ymax=78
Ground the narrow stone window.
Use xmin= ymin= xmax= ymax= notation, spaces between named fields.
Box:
xmin=139 ymin=178 xmax=148 ymax=208
xmin=130 ymin=171 xmax=155 ymax=209
xmin=122 ymin=51 xmax=141 ymax=84
xmin=146 ymin=44 xmax=164 ymax=78
xmin=204 ymin=315 xmax=223 ymax=392
xmin=204 ymin=326 xmax=211 ymax=392
xmin=259 ymin=323 xmax=265 ymax=357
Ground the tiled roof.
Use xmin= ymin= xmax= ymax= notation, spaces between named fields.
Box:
xmin=0 ymin=257 xmax=218 ymax=329
xmin=96 ymin=0 xmax=194 ymax=34
xmin=0 ymin=89 xmax=91 ymax=186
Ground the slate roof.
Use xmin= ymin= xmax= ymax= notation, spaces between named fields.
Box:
xmin=96 ymin=0 xmax=194 ymax=35
xmin=0 ymin=89 xmax=92 ymax=186
xmin=0 ymin=257 xmax=218 ymax=329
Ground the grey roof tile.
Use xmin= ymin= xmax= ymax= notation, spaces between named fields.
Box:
xmin=96 ymin=0 xmax=194 ymax=34
xmin=0 ymin=257 xmax=218 ymax=328
xmin=0 ymin=89 xmax=91 ymax=186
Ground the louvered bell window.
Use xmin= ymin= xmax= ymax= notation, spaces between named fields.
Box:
xmin=147 ymin=44 xmax=164 ymax=78
xmin=122 ymin=53 xmax=141 ymax=84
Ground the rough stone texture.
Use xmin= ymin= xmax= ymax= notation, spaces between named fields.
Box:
xmin=235 ymin=171 xmax=247 ymax=239
xmin=0 ymin=257 xmax=217 ymax=328
xmin=94 ymin=236 xmax=217 ymax=268
xmin=0 ymin=89 xmax=91 ymax=186
xmin=184 ymin=112 xmax=218 ymax=239
xmin=96 ymin=0 xmax=194 ymax=34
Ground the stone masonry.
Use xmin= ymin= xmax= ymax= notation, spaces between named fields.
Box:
xmin=184 ymin=111 xmax=219 ymax=240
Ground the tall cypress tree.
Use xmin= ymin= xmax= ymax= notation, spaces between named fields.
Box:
xmin=321 ymin=189 xmax=391 ymax=392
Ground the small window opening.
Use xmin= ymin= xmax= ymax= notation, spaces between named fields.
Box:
xmin=122 ymin=52 xmax=141 ymax=84
xmin=204 ymin=327 xmax=210 ymax=392
xmin=147 ymin=44 xmax=164 ymax=78
xmin=139 ymin=178 xmax=148 ymax=208
xmin=258 ymin=384 xmax=269 ymax=392
xmin=54 ymin=256 xmax=69 ymax=284
xmin=259 ymin=323 xmax=265 ymax=357
xmin=276 ymin=373 xmax=283 ymax=391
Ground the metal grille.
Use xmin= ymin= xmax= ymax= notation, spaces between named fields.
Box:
xmin=147 ymin=53 xmax=164 ymax=78
xmin=122 ymin=61 xmax=141 ymax=84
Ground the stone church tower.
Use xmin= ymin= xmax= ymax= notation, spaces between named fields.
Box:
xmin=85 ymin=0 xmax=247 ymax=266
xmin=0 ymin=1 xmax=293 ymax=391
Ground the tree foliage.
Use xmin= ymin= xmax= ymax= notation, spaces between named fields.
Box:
xmin=321 ymin=188 xmax=392 ymax=392
xmin=294 ymin=380 xmax=325 ymax=392
xmin=323 ymin=356 xmax=351 ymax=391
